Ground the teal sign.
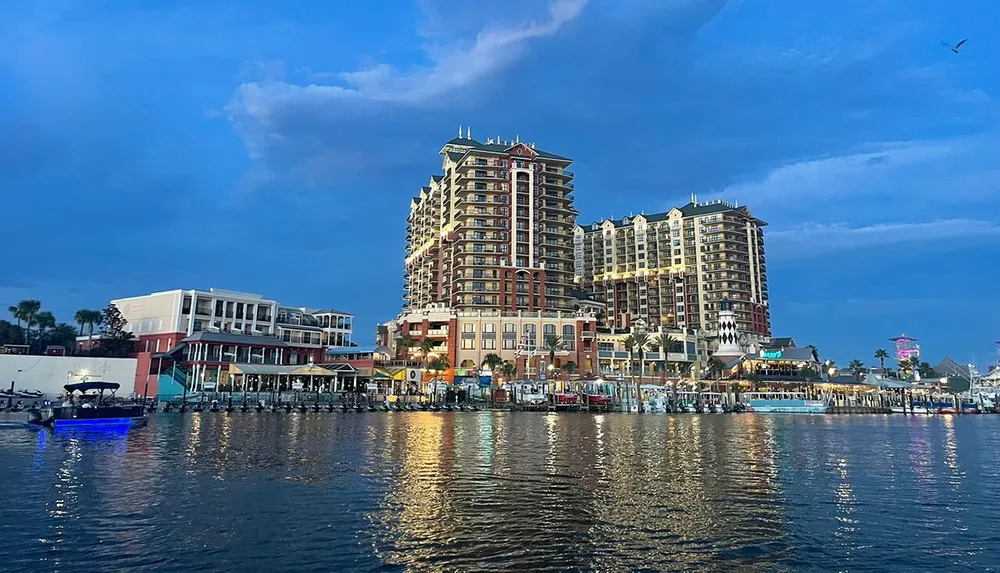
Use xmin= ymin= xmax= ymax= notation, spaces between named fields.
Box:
xmin=762 ymin=350 xmax=783 ymax=359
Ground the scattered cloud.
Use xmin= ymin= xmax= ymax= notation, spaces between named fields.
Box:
xmin=225 ymin=0 xmax=587 ymax=188
xmin=768 ymin=218 xmax=1000 ymax=259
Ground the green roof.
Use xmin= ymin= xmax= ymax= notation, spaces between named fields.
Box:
xmin=579 ymin=201 xmax=766 ymax=232
xmin=440 ymin=137 xmax=572 ymax=162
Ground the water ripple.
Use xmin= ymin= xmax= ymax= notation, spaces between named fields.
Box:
xmin=2 ymin=412 xmax=999 ymax=571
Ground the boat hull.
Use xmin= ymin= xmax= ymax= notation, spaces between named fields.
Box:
xmin=747 ymin=400 xmax=829 ymax=414
xmin=53 ymin=417 xmax=147 ymax=429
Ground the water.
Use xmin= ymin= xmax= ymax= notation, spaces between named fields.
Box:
xmin=1 ymin=412 xmax=998 ymax=572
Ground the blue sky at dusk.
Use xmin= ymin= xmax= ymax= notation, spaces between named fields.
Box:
xmin=1 ymin=0 xmax=998 ymax=367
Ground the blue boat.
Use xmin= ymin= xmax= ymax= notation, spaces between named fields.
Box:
xmin=744 ymin=392 xmax=830 ymax=414
xmin=27 ymin=381 xmax=148 ymax=429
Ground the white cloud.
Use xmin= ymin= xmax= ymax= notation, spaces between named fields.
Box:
xmin=228 ymin=0 xmax=585 ymax=113
xmin=224 ymin=0 xmax=587 ymax=188
xmin=768 ymin=218 xmax=1000 ymax=259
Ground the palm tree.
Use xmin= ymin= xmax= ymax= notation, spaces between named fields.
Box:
xmin=623 ymin=334 xmax=636 ymax=410
xmin=656 ymin=332 xmax=677 ymax=380
xmin=75 ymin=309 xmax=89 ymax=336
xmin=74 ymin=309 xmax=103 ymax=342
xmin=848 ymin=359 xmax=866 ymax=381
xmin=14 ymin=300 xmax=41 ymax=345
xmin=807 ymin=344 xmax=820 ymax=364
xmin=561 ymin=361 xmax=578 ymax=378
xmin=397 ymin=333 xmax=415 ymax=359
xmin=824 ymin=360 xmax=837 ymax=382
xmin=874 ymin=348 xmax=889 ymax=376
xmin=482 ymin=353 xmax=503 ymax=405
xmin=34 ymin=311 xmax=56 ymax=351
xmin=418 ymin=338 xmax=434 ymax=368
xmin=482 ymin=353 xmax=503 ymax=373
xmin=707 ymin=356 xmax=726 ymax=379
xmin=633 ymin=331 xmax=651 ymax=382
xmin=542 ymin=334 xmax=562 ymax=391
xmin=8 ymin=305 xmax=21 ymax=329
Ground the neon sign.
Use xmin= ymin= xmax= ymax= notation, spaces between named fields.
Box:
xmin=762 ymin=350 xmax=782 ymax=359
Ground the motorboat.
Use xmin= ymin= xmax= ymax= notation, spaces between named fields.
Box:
xmin=16 ymin=389 xmax=44 ymax=399
xmin=743 ymin=392 xmax=829 ymax=414
xmin=26 ymin=382 xmax=147 ymax=429
xmin=554 ymin=392 xmax=579 ymax=406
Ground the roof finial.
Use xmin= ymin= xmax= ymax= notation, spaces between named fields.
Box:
xmin=515 ymin=134 xmax=520 ymax=143
xmin=467 ymin=126 xmax=471 ymax=139
xmin=691 ymin=193 xmax=697 ymax=204
xmin=458 ymin=125 xmax=463 ymax=138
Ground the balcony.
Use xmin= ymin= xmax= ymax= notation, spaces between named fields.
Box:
xmin=426 ymin=328 xmax=449 ymax=337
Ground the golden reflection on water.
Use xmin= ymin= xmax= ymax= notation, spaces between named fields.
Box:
xmin=368 ymin=414 xmax=789 ymax=571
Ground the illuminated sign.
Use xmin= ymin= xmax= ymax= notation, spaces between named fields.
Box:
xmin=761 ymin=350 xmax=783 ymax=359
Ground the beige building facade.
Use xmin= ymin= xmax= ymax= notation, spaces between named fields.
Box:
xmin=399 ymin=132 xmax=596 ymax=379
xmin=574 ymin=199 xmax=770 ymax=342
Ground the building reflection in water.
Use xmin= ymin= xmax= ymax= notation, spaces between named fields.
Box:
xmin=369 ymin=413 xmax=789 ymax=571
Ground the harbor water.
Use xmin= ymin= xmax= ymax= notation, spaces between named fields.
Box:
xmin=1 ymin=412 xmax=998 ymax=572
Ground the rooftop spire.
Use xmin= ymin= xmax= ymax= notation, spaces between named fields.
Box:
xmin=466 ymin=126 xmax=471 ymax=139
xmin=458 ymin=125 xmax=463 ymax=138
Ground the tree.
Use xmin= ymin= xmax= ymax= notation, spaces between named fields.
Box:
xmin=482 ymin=353 xmax=503 ymax=373
xmin=45 ymin=323 xmax=79 ymax=350
xmin=917 ymin=361 xmax=937 ymax=379
xmin=542 ymin=334 xmax=563 ymax=389
xmin=656 ymin=332 xmax=678 ymax=378
xmin=633 ymin=332 xmax=651 ymax=381
xmin=800 ymin=366 xmax=820 ymax=381
xmin=0 ymin=320 xmax=24 ymax=346
xmin=824 ymin=360 xmax=837 ymax=382
xmin=427 ymin=356 xmax=450 ymax=372
xmin=7 ymin=306 xmax=21 ymax=329
xmin=34 ymin=311 xmax=56 ymax=351
xmin=874 ymin=348 xmax=889 ymax=376
xmin=12 ymin=300 xmax=41 ymax=345
xmin=396 ymin=333 xmax=415 ymax=359
xmin=561 ymin=361 xmax=578 ymax=377
xmin=707 ymin=356 xmax=726 ymax=380
xmin=807 ymin=344 xmax=820 ymax=364
xmin=898 ymin=357 xmax=919 ymax=379
xmin=848 ymin=359 xmax=866 ymax=380
xmin=96 ymin=304 xmax=135 ymax=358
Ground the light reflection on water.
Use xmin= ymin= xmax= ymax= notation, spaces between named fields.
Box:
xmin=1 ymin=412 xmax=1000 ymax=572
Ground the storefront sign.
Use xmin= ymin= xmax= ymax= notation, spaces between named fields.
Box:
xmin=762 ymin=350 xmax=783 ymax=359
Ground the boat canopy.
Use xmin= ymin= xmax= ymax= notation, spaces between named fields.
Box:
xmin=64 ymin=381 xmax=121 ymax=393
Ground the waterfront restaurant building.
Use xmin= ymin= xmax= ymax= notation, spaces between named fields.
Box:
xmin=104 ymin=287 xmax=355 ymax=397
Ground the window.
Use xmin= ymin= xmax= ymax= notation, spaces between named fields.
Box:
xmin=522 ymin=323 xmax=537 ymax=349
xmin=562 ymin=324 xmax=576 ymax=351
xmin=502 ymin=323 xmax=517 ymax=349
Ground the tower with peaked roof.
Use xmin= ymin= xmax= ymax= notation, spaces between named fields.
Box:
xmin=397 ymin=131 xmax=597 ymax=381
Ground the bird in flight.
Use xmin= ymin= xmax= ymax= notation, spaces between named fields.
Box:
xmin=944 ymin=38 xmax=968 ymax=53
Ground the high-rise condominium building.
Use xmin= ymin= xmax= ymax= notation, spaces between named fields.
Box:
xmin=399 ymin=130 xmax=598 ymax=380
xmin=404 ymin=129 xmax=578 ymax=312
xmin=574 ymin=199 xmax=770 ymax=340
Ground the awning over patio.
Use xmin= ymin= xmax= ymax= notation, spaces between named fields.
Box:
xmin=229 ymin=363 xmax=337 ymax=376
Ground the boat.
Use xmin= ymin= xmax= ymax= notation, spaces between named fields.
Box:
xmin=553 ymin=392 xmax=579 ymax=406
xmin=743 ymin=391 xmax=829 ymax=414
xmin=26 ymin=381 xmax=147 ymax=429
xmin=16 ymin=389 xmax=44 ymax=399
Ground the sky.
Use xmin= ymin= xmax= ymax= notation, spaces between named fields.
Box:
xmin=1 ymin=0 xmax=998 ymax=368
